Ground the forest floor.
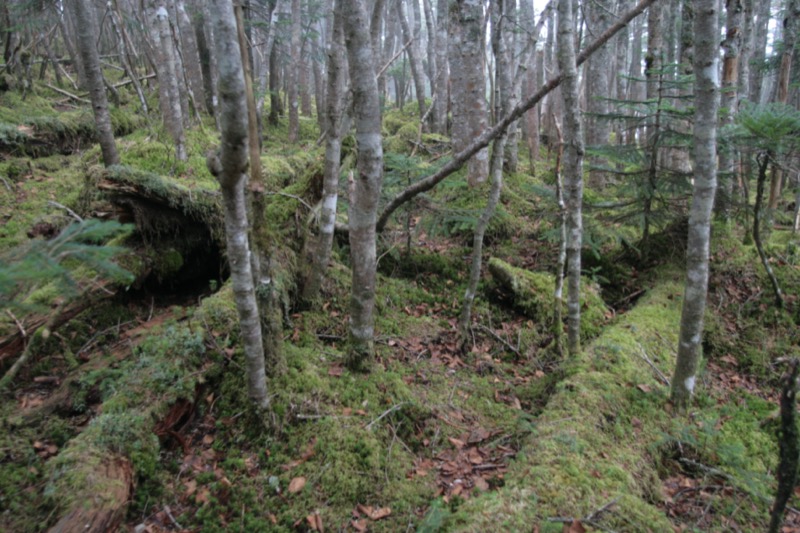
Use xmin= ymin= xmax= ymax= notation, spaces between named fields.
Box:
xmin=1 ymin=89 xmax=800 ymax=532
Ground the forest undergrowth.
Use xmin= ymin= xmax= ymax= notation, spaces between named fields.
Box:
xmin=1 ymin=89 xmax=800 ymax=533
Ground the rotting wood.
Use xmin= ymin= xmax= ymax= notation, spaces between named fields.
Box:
xmin=47 ymin=455 xmax=134 ymax=533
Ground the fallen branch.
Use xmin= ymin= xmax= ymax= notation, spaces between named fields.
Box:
xmin=476 ymin=324 xmax=522 ymax=358
xmin=635 ymin=345 xmax=670 ymax=386
xmin=365 ymin=402 xmax=408 ymax=431
xmin=547 ymin=498 xmax=619 ymax=533
xmin=43 ymin=82 xmax=90 ymax=104
xmin=48 ymin=200 xmax=83 ymax=222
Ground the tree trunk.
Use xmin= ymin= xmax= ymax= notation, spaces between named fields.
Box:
xmin=288 ymin=0 xmax=301 ymax=142
xmin=767 ymin=0 xmax=800 ymax=210
xmin=556 ymin=0 xmax=585 ymax=356
xmin=585 ymin=0 xmax=614 ymax=187
xmin=74 ymin=0 xmax=119 ymax=167
xmin=715 ymin=0 xmax=744 ymax=220
xmin=207 ymin=0 xmax=269 ymax=408
xmin=449 ymin=0 xmax=490 ymax=187
xmin=268 ymin=39 xmax=283 ymax=125
xmin=458 ymin=0 xmax=511 ymax=349
xmin=434 ymin=0 xmax=449 ymax=134
xmin=396 ymin=0 xmax=427 ymax=125
xmin=749 ymin=0 xmax=771 ymax=103
xmin=152 ymin=0 xmax=187 ymax=161
xmin=174 ymin=0 xmax=207 ymax=117
xmin=671 ymin=0 xmax=719 ymax=408
xmin=343 ymin=0 xmax=383 ymax=370
xmin=303 ymin=0 xmax=346 ymax=304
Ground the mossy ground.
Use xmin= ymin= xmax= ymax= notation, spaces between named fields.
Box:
xmin=3 ymin=86 xmax=800 ymax=533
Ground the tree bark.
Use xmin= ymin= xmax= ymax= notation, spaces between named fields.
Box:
xmin=288 ymin=0 xmax=301 ymax=142
xmin=434 ymin=0 xmax=449 ymax=134
xmin=715 ymin=0 xmax=744 ymax=220
xmin=207 ymin=0 xmax=269 ymax=408
xmin=396 ymin=0 xmax=427 ymax=125
xmin=174 ymin=0 xmax=207 ymax=117
xmin=671 ymin=0 xmax=719 ymax=408
xmin=74 ymin=0 xmax=119 ymax=167
xmin=449 ymin=0 xmax=490 ymax=187
xmin=458 ymin=0 xmax=511 ymax=348
xmin=152 ymin=0 xmax=187 ymax=161
xmin=556 ymin=0 xmax=585 ymax=356
xmin=343 ymin=0 xmax=383 ymax=370
xmin=303 ymin=0 xmax=346 ymax=304
xmin=585 ymin=0 xmax=614 ymax=187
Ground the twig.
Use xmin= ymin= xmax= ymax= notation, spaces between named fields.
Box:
xmin=585 ymin=498 xmax=619 ymax=522
xmin=477 ymin=324 xmax=522 ymax=358
xmin=6 ymin=310 xmax=26 ymax=338
xmin=42 ymin=82 xmax=90 ymax=104
xmin=47 ymin=201 xmax=83 ymax=222
xmin=264 ymin=191 xmax=315 ymax=211
xmin=0 ymin=175 xmax=12 ymax=192
xmin=635 ymin=345 xmax=670 ymax=386
xmin=547 ymin=498 xmax=619 ymax=532
xmin=365 ymin=402 xmax=408 ymax=431
xmin=376 ymin=37 xmax=414 ymax=79
xmin=612 ymin=288 xmax=646 ymax=309
xmin=163 ymin=505 xmax=183 ymax=530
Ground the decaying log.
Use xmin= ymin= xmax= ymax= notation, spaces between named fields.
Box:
xmin=48 ymin=454 xmax=134 ymax=533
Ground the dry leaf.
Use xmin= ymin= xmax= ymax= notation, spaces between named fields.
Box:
xmin=370 ymin=507 xmax=392 ymax=520
xmin=563 ymin=520 xmax=586 ymax=533
xmin=202 ymin=434 xmax=215 ymax=445
xmin=351 ymin=519 xmax=368 ymax=532
xmin=306 ymin=513 xmax=323 ymax=531
xmin=448 ymin=437 xmax=465 ymax=449
xmin=473 ymin=477 xmax=489 ymax=492
xmin=636 ymin=384 xmax=651 ymax=393
xmin=328 ymin=366 xmax=343 ymax=377
xmin=288 ymin=476 xmax=306 ymax=494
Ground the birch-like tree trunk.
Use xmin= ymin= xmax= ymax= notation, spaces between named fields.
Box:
xmin=434 ymin=0 xmax=449 ymax=134
xmin=585 ymin=0 xmax=614 ymax=187
xmin=458 ymin=0 xmax=511 ymax=349
xmin=207 ymin=0 xmax=269 ymax=408
xmin=343 ymin=0 xmax=383 ymax=370
xmin=74 ymin=0 xmax=119 ymax=167
xmin=303 ymin=0 xmax=346 ymax=304
xmin=556 ymin=0 xmax=584 ymax=356
xmin=287 ymin=0 xmax=301 ymax=143
xmin=174 ymin=0 xmax=207 ymax=117
xmin=671 ymin=0 xmax=720 ymax=408
xmin=396 ymin=0 xmax=427 ymax=124
xmin=449 ymin=0 xmax=489 ymax=187
xmin=152 ymin=0 xmax=187 ymax=161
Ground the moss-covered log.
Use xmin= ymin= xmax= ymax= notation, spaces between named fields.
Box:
xmin=451 ymin=270 xmax=684 ymax=531
xmin=487 ymin=257 xmax=607 ymax=339
xmin=47 ymin=453 xmax=133 ymax=533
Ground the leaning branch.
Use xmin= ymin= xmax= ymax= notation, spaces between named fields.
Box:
xmin=375 ymin=0 xmax=658 ymax=232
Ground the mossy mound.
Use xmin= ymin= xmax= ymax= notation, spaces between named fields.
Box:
xmin=487 ymin=257 xmax=608 ymax=340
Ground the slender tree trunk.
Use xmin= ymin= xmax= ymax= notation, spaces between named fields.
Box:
xmin=153 ymin=0 xmax=187 ymax=161
xmin=174 ymin=0 xmax=206 ymax=117
xmin=268 ymin=39 xmax=283 ymax=125
xmin=585 ymin=0 xmax=614 ymax=187
xmin=671 ymin=0 xmax=720 ymax=408
xmin=396 ymin=0 xmax=427 ymax=124
xmin=343 ymin=0 xmax=383 ymax=370
xmin=767 ymin=0 xmax=800 ymax=210
xmin=434 ymin=0 xmax=449 ymax=134
xmin=74 ymin=0 xmax=118 ymax=167
xmin=423 ymin=0 xmax=441 ymax=131
xmin=553 ymin=117 xmax=566 ymax=358
xmin=458 ymin=0 xmax=511 ymax=349
xmin=715 ymin=0 xmax=744 ymax=220
xmin=557 ymin=0 xmax=585 ymax=356
xmin=207 ymin=0 xmax=269 ymax=408
xmin=750 ymin=0 xmax=771 ymax=104
xmin=449 ymin=0 xmax=490 ymax=187
xmin=195 ymin=4 xmax=217 ymax=116
xmin=288 ymin=0 xmax=301 ymax=142
xmin=303 ymin=0 xmax=346 ymax=304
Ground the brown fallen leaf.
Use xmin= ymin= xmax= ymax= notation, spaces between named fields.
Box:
xmin=288 ymin=476 xmax=306 ymax=494
xmin=636 ymin=384 xmax=652 ymax=393
xmin=448 ymin=437 xmax=466 ymax=449
xmin=473 ymin=477 xmax=489 ymax=492
xmin=202 ymin=434 xmax=215 ymax=445
xmin=351 ymin=519 xmax=368 ymax=532
xmin=370 ymin=507 xmax=392 ymax=520
xmin=306 ymin=512 xmax=324 ymax=531
xmin=328 ymin=365 xmax=343 ymax=377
